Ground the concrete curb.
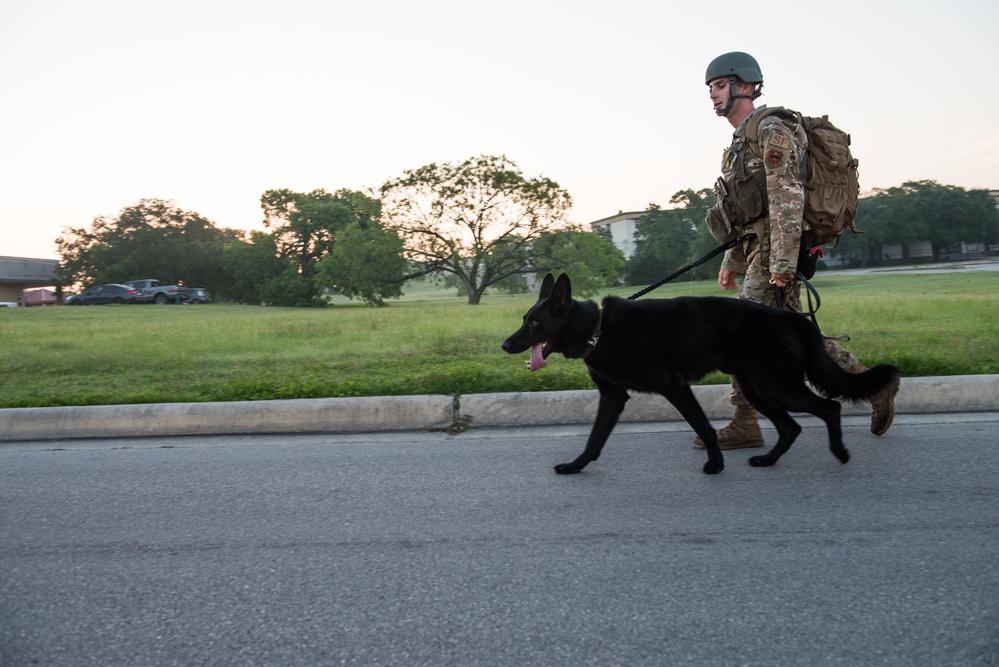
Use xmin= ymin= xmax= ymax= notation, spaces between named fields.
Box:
xmin=0 ymin=396 xmax=455 ymax=442
xmin=460 ymin=374 xmax=999 ymax=428
xmin=1 ymin=375 xmax=997 ymax=443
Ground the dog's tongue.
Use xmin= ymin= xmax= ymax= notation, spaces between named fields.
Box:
xmin=529 ymin=343 xmax=548 ymax=371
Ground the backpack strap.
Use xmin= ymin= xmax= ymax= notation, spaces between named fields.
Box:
xmin=745 ymin=106 xmax=797 ymax=158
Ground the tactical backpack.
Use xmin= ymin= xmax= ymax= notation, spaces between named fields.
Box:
xmin=745 ymin=106 xmax=862 ymax=248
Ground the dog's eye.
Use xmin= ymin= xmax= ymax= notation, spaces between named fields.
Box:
xmin=528 ymin=319 xmax=539 ymax=330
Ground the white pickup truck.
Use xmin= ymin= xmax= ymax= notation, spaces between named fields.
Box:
xmin=125 ymin=279 xmax=189 ymax=305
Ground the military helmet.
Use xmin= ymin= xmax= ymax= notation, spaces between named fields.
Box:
xmin=705 ymin=52 xmax=763 ymax=85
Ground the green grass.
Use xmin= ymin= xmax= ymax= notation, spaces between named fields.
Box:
xmin=1 ymin=272 xmax=997 ymax=408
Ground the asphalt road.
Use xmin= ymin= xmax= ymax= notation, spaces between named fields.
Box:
xmin=2 ymin=413 xmax=997 ymax=666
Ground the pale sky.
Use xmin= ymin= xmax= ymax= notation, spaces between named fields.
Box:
xmin=2 ymin=0 xmax=997 ymax=260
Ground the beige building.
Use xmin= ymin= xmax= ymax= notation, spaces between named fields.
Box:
xmin=588 ymin=210 xmax=644 ymax=259
xmin=0 ymin=256 xmax=59 ymax=306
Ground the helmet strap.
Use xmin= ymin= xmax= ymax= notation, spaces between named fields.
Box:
xmin=716 ymin=75 xmax=763 ymax=117
xmin=715 ymin=75 xmax=739 ymax=117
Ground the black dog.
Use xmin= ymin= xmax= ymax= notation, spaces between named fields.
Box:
xmin=501 ymin=273 xmax=901 ymax=475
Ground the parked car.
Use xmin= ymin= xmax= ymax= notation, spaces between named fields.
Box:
xmin=124 ymin=279 xmax=189 ymax=304
xmin=1 ymin=301 xmax=18 ymax=307
xmin=65 ymin=284 xmax=137 ymax=305
xmin=184 ymin=288 xmax=212 ymax=304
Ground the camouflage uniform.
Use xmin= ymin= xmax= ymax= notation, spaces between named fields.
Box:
xmin=706 ymin=106 xmax=863 ymax=408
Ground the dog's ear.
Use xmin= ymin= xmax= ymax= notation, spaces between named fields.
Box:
xmin=538 ymin=273 xmax=555 ymax=299
xmin=552 ymin=273 xmax=572 ymax=307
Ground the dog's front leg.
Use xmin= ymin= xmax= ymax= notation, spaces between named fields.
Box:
xmin=662 ymin=384 xmax=725 ymax=475
xmin=554 ymin=382 xmax=629 ymax=474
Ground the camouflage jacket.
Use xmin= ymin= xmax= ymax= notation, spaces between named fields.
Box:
xmin=717 ymin=105 xmax=806 ymax=276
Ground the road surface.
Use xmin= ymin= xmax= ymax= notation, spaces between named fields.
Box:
xmin=2 ymin=413 xmax=997 ymax=666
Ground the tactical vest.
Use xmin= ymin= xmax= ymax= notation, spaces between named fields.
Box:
xmin=712 ymin=106 xmax=801 ymax=229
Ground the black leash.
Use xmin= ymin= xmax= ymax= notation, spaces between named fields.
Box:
xmin=627 ymin=233 xmax=755 ymax=300
xmin=775 ymin=271 xmax=821 ymax=324
xmin=627 ymin=233 xmax=846 ymax=342
xmin=774 ymin=272 xmax=849 ymax=342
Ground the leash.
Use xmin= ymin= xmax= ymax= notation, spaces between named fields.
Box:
xmin=775 ymin=271 xmax=820 ymax=323
xmin=626 ymin=233 xmax=755 ymax=300
xmin=625 ymin=233 xmax=847 ymax=342
xmin=774 ymin=272 xmax=850 ymax=342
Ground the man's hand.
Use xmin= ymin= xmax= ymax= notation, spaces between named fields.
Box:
xmin=770 ymin=272 xmax=795 ymax=287
xmin=718 ymin=268 xmax=738 ymax=291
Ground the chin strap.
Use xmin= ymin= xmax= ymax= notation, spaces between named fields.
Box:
xmin=716 ymin=75 xmax=763 ymax=117
xmin=715 ymin=76 xmax=739 ymax=117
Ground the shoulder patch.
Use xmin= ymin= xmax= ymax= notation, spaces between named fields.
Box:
xmin=768 ymin=133 xmax=791 ymax=151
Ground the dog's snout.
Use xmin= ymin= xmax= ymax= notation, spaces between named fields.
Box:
xmin=502 ymin=337 xmax=527 ymax=354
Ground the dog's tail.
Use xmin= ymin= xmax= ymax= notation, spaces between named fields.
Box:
xmin=800 ymin=321 xmax=901 ymax=402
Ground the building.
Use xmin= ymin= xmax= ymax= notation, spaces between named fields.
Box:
xmin=588 ymin=210 xmax=644 ymax=259
xmin=24 ymin=288 xmax=58 ymax=306
xmin=0 ymin=256 xmax=59 ymax=306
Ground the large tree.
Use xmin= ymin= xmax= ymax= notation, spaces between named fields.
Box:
xmin=258 ymin=188 xmax=405 ymax=306
xmin=56 ymin=198 xmax=241 ymax=290
xmin=380 ymin=155 xmax=572 ymax=304
xmin=217 ymin=231 xmax=288 ymax=305
xmin=629 ymin=188 xmax=717 ymax=285
xmin=855 ymin=181 xmax=999 ymax=263
xmin=315 ymin=222 xmax=408 ymax=306
xmin=530 ymin=226 xmax=626 ymax=297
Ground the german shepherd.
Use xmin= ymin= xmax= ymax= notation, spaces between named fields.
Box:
xmin=501 ymin=273 xmax=901 ymax=475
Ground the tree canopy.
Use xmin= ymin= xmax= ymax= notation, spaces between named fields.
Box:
xmin=56 ymin=199 xmax=241 ymax=290
xmin=629 ymin=188 xmax=719 ymax=285
xmin=531 ymin=226 xmax=626 ymax=297
xmin=850 ymin=181 xmax=998 ymax=263
xmin=255 ymin=188 xmax=406 ymax=306
xmin=55 ymin=175 xmax=993 ymax=308
xmin=380 ymin=155 xmax=572 ymax=304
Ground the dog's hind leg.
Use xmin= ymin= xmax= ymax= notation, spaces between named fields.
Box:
xmin=794 ymin=391 xmax=847 ymax=464
xmin=742 ymin=377 xmax=848 ymax=466
xmin=768 ymin=390 xmax=846 ymax=464
xmin=661 ymin=383 xmax=725 ymax=475
xmin=554 ymin=380 xmax=629 ymax=474
xmin=736 ymin=378 xmax=802 ymax=467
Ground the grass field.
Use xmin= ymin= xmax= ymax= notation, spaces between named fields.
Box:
xmin=1 ymin=271 xmax=997 ymax=408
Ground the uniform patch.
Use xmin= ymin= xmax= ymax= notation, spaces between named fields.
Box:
xmin=767 ymin=149 xmax=785 ymax=168
xmin=768 ymin=133 xmax=791 ymax=150
xmin=722 ymin=147 xmax=736 ymax=172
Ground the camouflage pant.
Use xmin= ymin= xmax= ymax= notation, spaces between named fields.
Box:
xmin=728 ymin=265 xmax=864 ymax=408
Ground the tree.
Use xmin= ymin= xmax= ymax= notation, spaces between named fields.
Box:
xmin=315 ymin=222 xmax=408 ymax=306
xmin=629 ymin=189 xmax=717 ymax=285
xmin=217 ymin=231 xmax=287 ymax=304
xmin=855 ymin=181 xmax=999 ymax=263
xmin=258 ymin=188 xmax=404 ymax=306
xmin=380 ymin=155 xmax=572 ymax=304
xmin=531 ymin=226 xmax=625 ymax=297
xmin=56 ymin=198 xmax=241 ymax=291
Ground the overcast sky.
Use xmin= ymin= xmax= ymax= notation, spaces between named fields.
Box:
xmin=2 ymin=0 xmax=997 ymax=260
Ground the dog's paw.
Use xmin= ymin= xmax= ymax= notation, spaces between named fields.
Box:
xmin=832 ymin=447 xmax=850 ymax=464
xmin=554 ymin=462 xmax=584 ymax=474
xmin=702 ymin=459 xmax=724 ymax=475
xmin=748 ymin=455 xmax=777 ymax=467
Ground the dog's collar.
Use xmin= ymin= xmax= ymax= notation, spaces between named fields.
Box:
xmin=582 ymin=308 xmax=603 ymax=359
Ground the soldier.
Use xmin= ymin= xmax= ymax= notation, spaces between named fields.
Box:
xmin=697 ymin=51 xmax=900 ymax=449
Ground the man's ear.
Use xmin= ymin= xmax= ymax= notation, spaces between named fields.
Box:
xmin=538 ymin=273 xmax=555 ymax=300
xmin=552 ymin=273 xmax=572 ymax=308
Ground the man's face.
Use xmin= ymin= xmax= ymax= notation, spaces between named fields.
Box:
xmin=707 ymin=77 xmax=732 ymax=115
